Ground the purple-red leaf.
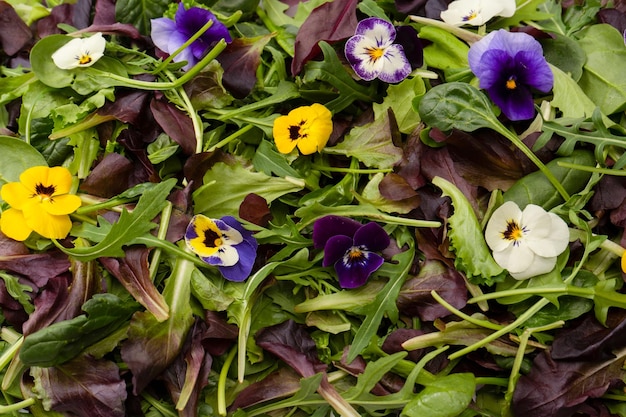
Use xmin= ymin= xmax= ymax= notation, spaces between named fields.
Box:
xmin=31 ymin=356 xmax=126 ymax=417
xmin=0 ymin=251 xmax=70 ymax=288
xmin=397 ymin=259 xmax=467 ymax=321
xmin=0 ymin=1 xmax=32 ymax=56
xmin=291 ymin=0 xmax=358 ymax=75
xmin=100 ymin=246 xmax=169 ymax=321
xmin=150 ymin=97 xmax=196 ymax=155
xmin=80 ymin=153 xmax=135 ymax=198
xmin=230 ymin=367 xmax=302 ymax=410
xmin=218 ymin=34 xmax=274 ymax=98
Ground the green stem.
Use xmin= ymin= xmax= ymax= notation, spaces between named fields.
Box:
xmin=255 ymin=6 xmax=293 ymax=56
xmin=207 ymin=124 xmax=255 ymax=153
xmin=153 ymin=20 xmax=215 ymax=75
xmin=408 ymin=15 xmax=483 ymax=44
xmin=309 ymin=164 xmax=393 ymax=174
xmin=0 ymin=399 xmax=36 ymax=415
xmin=430 ymin=290 xmax=503 ymax=331
xmin=218 ymin=346 xmax=237 ymax=416
xmin=149 ymin=201 xmax=172 ymax=281
xmin=88 ymin=39 xmax=227 ymax=91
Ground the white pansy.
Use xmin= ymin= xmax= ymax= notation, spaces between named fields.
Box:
xmin=440 ymin=0 xmax=516 ymax=26
xmin=51 ymin=32 xmax=106 ymax=70
xmin=485 ymin=201 xmax=570 ymax=280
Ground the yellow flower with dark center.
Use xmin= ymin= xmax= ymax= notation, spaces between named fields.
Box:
xmin=273 ymin=103 xmax=332 ymax=155
xmin=0 ymin=166 xmax=82 ymax=241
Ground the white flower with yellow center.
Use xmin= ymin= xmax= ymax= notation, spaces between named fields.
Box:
xmin=440 ymin=0 xmax=516 ymax=26
xmin=51 ymin=32 xmax=106 ymax=70
xmin=485 ymin=201 xmax=570 ymax=280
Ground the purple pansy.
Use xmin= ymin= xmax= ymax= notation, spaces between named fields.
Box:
xmin=151 ymin=4 xmax=232 ymax=71
xmin=185 ymin=214 xmax=257 ymax=282
xmin=344 ymin=17 xmax=412 ymax=83
xmin=468 ymin=29 xmax=553 ymax=121
xmin=313 ymin=215 xmax=390 ymax=289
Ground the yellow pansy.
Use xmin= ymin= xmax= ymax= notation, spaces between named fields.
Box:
xmin=0 ymin=166 xmax=82 ymax=241
xmin=273 ymin=103 xmax=333 ymax=155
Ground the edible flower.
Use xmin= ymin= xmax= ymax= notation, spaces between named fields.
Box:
xmin=185 ymin=214 xmax=257 ymax=282
xmin=51 ymin=32 xmax=106 ymax=70
xmin=0 ymin=166 xmax=81 ymax=241
xmin=468 ymin=29 xmax=553 ymax=121
xmin=485 ymin=201 xmax=569 ymax=280
xmin=344 ymin=17 xmax=412 ymax=83
xmin=313 ymin=215 xmax=390 ymax=289
xmin=440 ymin=0 xmax=516 ymax=26
xmin=151 ymin=4 xmax=232 ymax=71
xmin=273 ymin=103 xmax=333 ymax=155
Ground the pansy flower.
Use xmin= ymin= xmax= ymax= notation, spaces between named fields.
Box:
xmin=51 ymin=32 xmax=106 ymax=70
xmin=485 ymin=201 xmax=569 ymax=280
xmin=344 ymin=17 xmax=412 ymax=83
xmin=185 ymin=214 xmax=257 ymax=282
xmin=468 ymin=29 xmax=554 ymax=121
xmin=273 ymin=103 xmax=333 ymax=155
xmin=0 ymin=166 xmax=81 ymax=241
xmin=313 ymin=215 xmax=390 ymax=289
xmin=151 ymin=4 xmax=232 ymax=71
xmin=440 ymin=0 xmax=516 ymax=26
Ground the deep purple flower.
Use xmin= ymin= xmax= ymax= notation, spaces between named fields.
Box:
xmin=344 ymin=17 xmax=412 ymax=83
xmin=151 ymin=4 xmax=232 ymax=71
xmin=185 ymin=214 xmax=257 ymax=282
xmin=313 ymin=215 xmax=390 ymax=289
xmin=468 ymin=29 xmax=553 ymax=121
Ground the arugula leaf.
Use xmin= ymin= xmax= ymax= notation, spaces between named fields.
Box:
xmin=57 ymin=178 xmax=176 ymax=261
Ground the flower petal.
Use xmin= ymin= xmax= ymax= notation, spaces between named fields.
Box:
xmin=526 ymin=213 xmax=570 ymax=257
xmin=45 ymin=166 xmax=75 ymax=195
xmin=509 ymin=255 xmax=557 ymax=280
xmin=353 ymin=222 xmax=390 ymax=252
xmin=24 ymin=209 xmax=73 ymax=240
xmin=335 ymin=250 xmax=384 ymax=289
xmin=218 ymin=239 xmax=257 ymax=282
xmin=185 ymin=214 xmax=235 ymax=257
xmin=19 ymin=166 xmax=53 ymax=194
xmin=355 ymin=17 xmax=396 ymax=44
xmin=273 ymin=114 xmax=300 ymax=154
xmin=377 ymin=44 xmax=411 ymax=83
xmin=150 ymin=17 xmax=179 ymax=54
xmin=487 ymin=83 xmax=535 ymax=121
xmin=51 ymin=33 xmax=105 ymax=70
xmin=322 ymin=235 xmax=353 ymax=267
xmin=201 ymin=245 xmax=239 ymax=266
xmin=40 ymin=194 xmax=82 ymax=216
xmin=345 ymin=35 xmax=384 ymax=81
xmin=514 ymin=50 xmax=554 ymax=93
xmin=485 ymin=201 xmax=522 ymax=252
xmin=296 ymin=104 xmax=333 ymax=154
xmin=468 ymin=29 xmax=500 ymax=71
xmin=0 ymin=208 xmax=33 ymax=241
xmin=441 ymin=0 xmax=490 ymax=26
xmin=492 ymin=240 xmax=535 ymax=274
xmin=1 ymin=182 xmax=31 ymax=210
xmin=312 ymin=215 xmax=362 ymax=249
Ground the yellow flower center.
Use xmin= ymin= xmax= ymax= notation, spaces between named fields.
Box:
xmin=462 ymin=10 xmax=478 ymax=21
xmin=365 ymin=46 xmax=385 ymax=63
xmin=506 ymin=77 xmax=517 ymax=90
xmin=34 ymin=183 xmax=56 ymax=202
xmin=77 ymin=54 xmax=93 ymax=65
xmin=348 ymin=247 xmax=364 ymax=260
xmin=502 ymin=220 xmax=525 ymax=242
xmin=203 ymin=228 xmax=223 ymax=249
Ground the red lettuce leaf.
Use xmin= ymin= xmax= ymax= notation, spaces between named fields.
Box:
xmin=218 ymin=34 xmax=274 ymax=99
xmin=397 ymin=259 xmax=467 ymax=321
xmin=239 ymin=193 xmax=273 ymax=227
xmin=291 ymin=0 xmax=358 ymax=75
xmin=150 ymin=97 xmax=196 ymax=155
xmin=100 ymin=246 xmax=169 ymax=322
xmin=230 ymin=367 xmax=302 ymax=410
xmin=0 ymin=2 xmax=32 ymax=56
xmin=31 ymin=355 xmax=126 ymax=417
xmin=0 ymin=251 xmax=70 ymax=288
xmin=80 ymin=153 xmax=135 ymax=198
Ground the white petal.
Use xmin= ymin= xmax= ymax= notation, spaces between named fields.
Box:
xmin=510 ymin=255 xmax=557 ymax=280
xmin=520 ymin=204 xmax=552 ymax=239
xmin=205 ymin=245 xmax=240 ymax=267
xmin=345 ymin=35 xmax=385 ymax=81
xmin=355 ymin=17 xmax=396 ymax=46
xmin=51 ymin=32 xmax=106 ymax=70
xmin=378 ymin=44 xmax=411 ymax=83
xmin=492 ymin=240 xmax=534 ymax=274
xmin=440 ymin=0 xmax=487 ymax=26
xmin=526 ymin=213 xmax=570 ymax=257
xmin=498 ymin=0 xmax=517 ymax=17
xmin=485 ymin=201 xmax=522 ymax=251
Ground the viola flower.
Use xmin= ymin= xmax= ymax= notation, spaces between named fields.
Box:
xmin=344 ymin=17 xmax=412 ymax=83
xmin=313 ymin=215 xmax=390 ymax=289
xmin=273 ymin=103 xmax=333 ymax=155
xmin=440 ymin=0 xmax=516 ymax=26
xmin=185 ymin=214 xmax=257 ymax=282
xmin=468 ymin=29 xmax=554 ymax=121
xmin=51 ymin=32 xmax=106 ymax=70
xmin=151 ymin=4 xmax=232 ymax=71
xmin=485 ymin=201 xmax=569 ymax=280
xmin=0 ymin=166 xmax=81 ymax=241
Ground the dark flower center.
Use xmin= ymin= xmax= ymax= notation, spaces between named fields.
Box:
xmin=289 ymin=120 xmax=307 ymax=141
xmin=35 ymin=183 xmax=56 ymax=198
xmin=502 ymin=220 xmax=526 ymax=245
xmin=203 ymin=228 xmax=222 ymax=248
xmin=343 ymin=245 xmax=368 ymax=266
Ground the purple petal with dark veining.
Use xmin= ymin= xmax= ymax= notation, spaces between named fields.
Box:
xmin=335 ymin=251 xmax=384 ymax=289
xmin=353 ymin=222 xmax=390 ymax=252
xmin=322 ymin=235 xmax=353 ymax=267
xmin=312 ymin=215 xmax=361 ymax=249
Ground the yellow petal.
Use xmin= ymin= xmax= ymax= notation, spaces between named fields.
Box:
xmin=46 ymin=166 xmax=74 ymax=195
xmin=19 ymin=166 xmax=52 ymax=193
xmin=23 ymin=208 xmax=73 ymax=239
xmin=0 ymin=208 xmax=33 ymax=241
xmin=1 ymin=182 xmax=32 ymax=210
xmin=40 ymin=194 xmax=82 ymax=215
xmin=185 ymin=215 xmax=223 ymax=257
xmin=19 ymin=166 xmax=73 ymax=196
xmin=622 ymin=253 xmax=626 ymax=274
xmin=273 ymin=114 xmax=299 ymax=154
